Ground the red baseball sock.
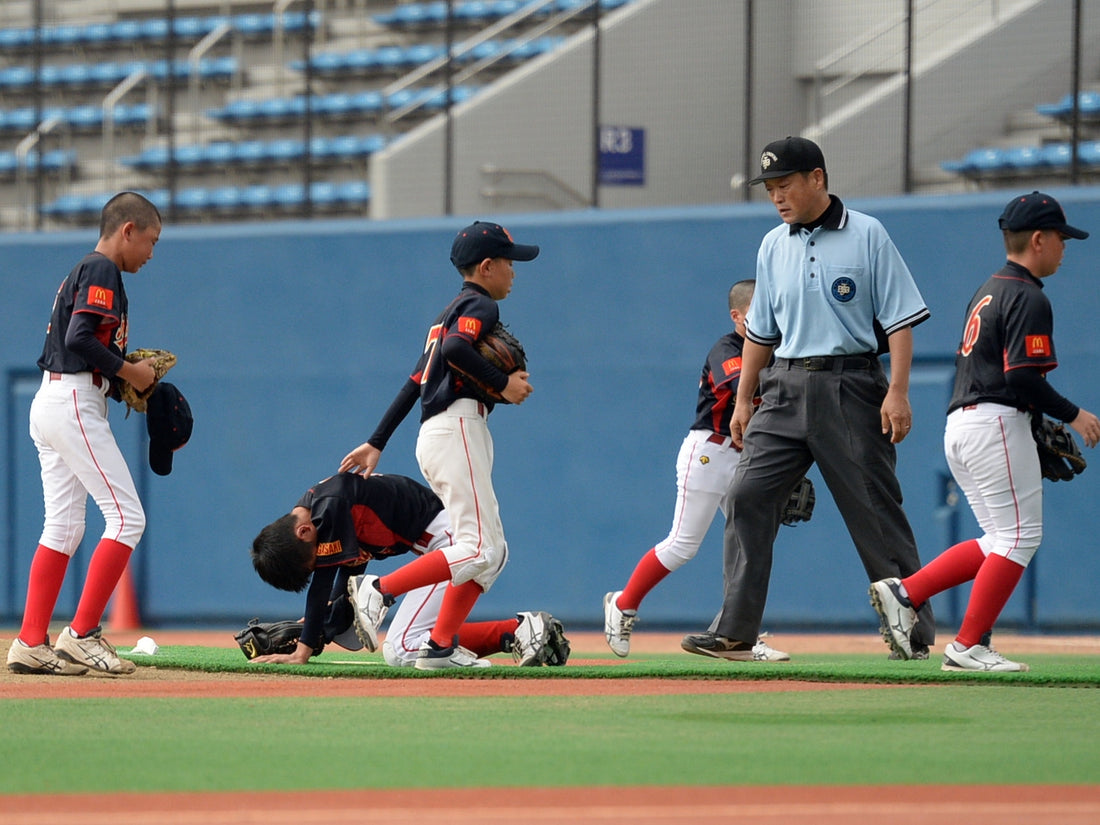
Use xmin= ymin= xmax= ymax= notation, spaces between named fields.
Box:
xmin=617 ymin=548 xmax=672 ymax=612
xmin=17 ymin=545 xmax=70 ymax=647
xmin=378 ymin=550 xmax=451 ymax=597
xmin=901 ymin=539 xmax=986 ymax=608
xmin=955 ymin=554 xmax=1026 ymax=649
xmin=430 ymin=579 xmax=483 ymax=647
xmin=71 ymin=539 xmax=133 ymax=637
xmin=458 ymin=618 xmax=520 ymax=657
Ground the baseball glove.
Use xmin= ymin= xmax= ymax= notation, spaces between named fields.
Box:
xmin=233 ymin=618 xmax=323 ymax=660
xmin=118 ymin=348 xmax=177 ymax=416
xmin=541 ymin=616 xmax=571 ymax=667
xmin=450 ymin=322 xmax=526 ymax=404
xmin=781 ymin=476 xmax=815 ymax=525
xmin=1031 ymin=415 xmax=1086 ymax=482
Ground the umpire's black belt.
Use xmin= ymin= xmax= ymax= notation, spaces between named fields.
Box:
xmin=776 ymin=353 xmax=877 ymax=372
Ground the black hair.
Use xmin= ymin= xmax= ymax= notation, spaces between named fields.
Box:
xmin=99 ymin=191 xmax=161 ymax=239
xmin=251 ymin=514 xmax=314 ymax=592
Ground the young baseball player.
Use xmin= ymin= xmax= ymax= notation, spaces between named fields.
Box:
xmin=250 ymin=472 xmax=568 ymax=667
xmin=603 ymin=281 xmax=788 ymax=662
xmin=871 ymin=191 xmax=1100 ymax=672
xmin=6 ymin=192 xmax=161 ymax=677
xmin=340 ymin=220 xmax=538 ymax=669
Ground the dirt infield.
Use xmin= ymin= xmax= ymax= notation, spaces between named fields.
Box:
xmin=4 ymin=629 xmax=1099 ymax=824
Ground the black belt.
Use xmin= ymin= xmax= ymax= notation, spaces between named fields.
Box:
xmin=50 ymin=371 xmax=104 ymax=388
xmin=777 ymin=354 xmax=876 ymax=372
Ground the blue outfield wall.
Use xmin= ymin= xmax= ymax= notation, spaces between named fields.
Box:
xmin=3 ymin=186 xmax=1100 ymax=633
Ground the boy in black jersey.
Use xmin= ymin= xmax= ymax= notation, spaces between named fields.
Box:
xmin=251 ymin=473 xmax=568 ymax=667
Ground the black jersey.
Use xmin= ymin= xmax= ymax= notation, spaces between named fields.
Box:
xmin=413 ymin=281 xmax=506 ymax=420
xmin=295 ymin=473 xmax=444 ymax=649
xmin=37 ymin=252 xmax=129 ymax=375
xmin=948 ymin=261 xmax=1058 ymax=413
xmin=691 ymin=332 xmax=746 ymax=436
xmin=296 ymin=473 xmax=444 ymax=568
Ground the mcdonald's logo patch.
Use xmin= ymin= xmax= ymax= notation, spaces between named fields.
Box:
xmin=1026 ymin=335 xmax=1051 ymax=357
xmin=88 ymin=286 xmax=114 ymax=310
xmin=458 ymin=316 xmax=482 ymax=338
xmin=721 ymin=356 xmax=742 ymax=376
xmin=316 ymin=540 xmax=342 ymax=557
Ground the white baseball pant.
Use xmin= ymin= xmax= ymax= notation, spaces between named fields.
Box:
xmin=29 ymin=372 xmax=145 ymax=554
xmin=654 ymin=429 xmax=742 ymax=571
xmin=944 ymin=403 xmax=1042 ymax=567
xmin=415 ymin=398 xmax=508 ymax=592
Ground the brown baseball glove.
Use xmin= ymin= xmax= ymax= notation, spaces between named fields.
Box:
xmin=450 ymin=322 xmax=526 ymax=404
xmin=1031 ymin=415 xmax=1086 ymax=481
xmin=118 ymin=348 xmax=176 ymax=416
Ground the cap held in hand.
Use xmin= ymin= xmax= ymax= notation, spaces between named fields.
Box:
xmin=146 ymin=382 xmax=193 ymax=476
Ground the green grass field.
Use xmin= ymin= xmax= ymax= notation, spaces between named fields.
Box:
xmin=3 ymin=646 xmax=1098 ymax=794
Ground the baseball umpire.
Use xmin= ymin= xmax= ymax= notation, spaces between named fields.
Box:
xmin=683 ymin=137 xmax=936 ymax=661
xmin=871 ymin=191 xmax=1100 ymax=672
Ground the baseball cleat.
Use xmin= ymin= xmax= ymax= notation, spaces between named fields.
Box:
xmin=941 ymin=641 xmax=1028 ymax=672
xmin=7 ymin=637 xmax=89 ymax=676
xmin=869 ymin=578 xmax=918 ymax=660
xmin=414 ymin=637 xmax=491 ymax=670
xmin=603 ymin=591 xmax=636 ymax=657
xmin=680 ymin=632 xmax=790 ymax=662
xmin=347 ymin=574 xmax=390 ymax=653
xmin=54 ymin=626 xmax=135 ymax=675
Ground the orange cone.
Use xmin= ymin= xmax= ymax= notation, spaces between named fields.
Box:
xmin=109 ymin=563 xmax=142 ymax=631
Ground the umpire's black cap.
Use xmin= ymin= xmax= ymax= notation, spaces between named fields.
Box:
xmin=146 ymin=382 xmax=193 ymax=476
xmin=998 ymin=191 xmax=1089 ymax=239
xmin=748 ymin=136 xmax=826 ymax=184
xmin=450 ymin=221 xmax=540 ymax=268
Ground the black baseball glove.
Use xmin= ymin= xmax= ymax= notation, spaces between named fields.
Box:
xmin=450 ymin=321 xmax=526 ymax=404
xmin=781 ymin=476 xmax=815 ymax=525
xmin=234 ymin=618 xmax=323 ymax=660
xmin=1031 ymin=415 xmax=1086 ymax=482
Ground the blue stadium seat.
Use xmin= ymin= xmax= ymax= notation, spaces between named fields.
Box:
xmin=1036 ymin=91 xmax=1100 ymax=121
xmin=173 ymin=187 xmax=211 ymax=212
xmin=208 ymin=185 xmax=243 ymax=211
xmin=1040 ymin=143 xmax=1071 ymax=168
xmin=0 ymin=28 xmax=34 ymax=50
xmin=1080 ymin=140 xmax=1100 ymax=166
xmin=1000 ymin=145 xmax=1044 ymax=171
xmin=272 ymin=183 xmax=306 ymax=208
xmin=239 ymin=183 xmax=275 ymax=208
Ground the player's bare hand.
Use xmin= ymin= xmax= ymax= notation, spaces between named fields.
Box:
xmin=1069 ymin=408 xmax=1100 ymax=449
xmin=730 ymin=406 xmax=752 ymax=450
xmin=251 ymin=645 xmax=311 ymax=665
xmin=340 ymin=442 xmax=381 ymax=477
xmin=502 ymin=370 xmax=532 ymax=405
xmin=881 ymin=388 xmax=913 ymax=444
xmin=119 ymin=357 xmax=157 ymax=392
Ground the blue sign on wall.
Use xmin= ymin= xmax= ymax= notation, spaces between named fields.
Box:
xmin=599 ymin=126 xmax=645 ymax=186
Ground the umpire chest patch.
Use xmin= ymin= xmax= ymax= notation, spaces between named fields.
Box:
xmin=831 ymin=277 xmax=856 ymax=302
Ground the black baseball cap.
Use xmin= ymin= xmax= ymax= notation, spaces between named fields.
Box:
xmin=449 ymin=221 xmax=540 ymax=268
xmin=748 ymin=136 xmax=827 ymax=184
xmin=146 ymin=382 xmax=193 ymax=476
xmin=998 ymin=191 xmax=1089 ymax=239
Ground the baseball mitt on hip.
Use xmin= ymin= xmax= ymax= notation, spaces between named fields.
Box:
xmin=450 ymin=322 xmax=526 ymax=404
xmin=781 ymin=476 xmax=815 ymax=525
xmin=1031 ymin=415 xmax=1086 ymax=481
xmin=233 ymin=618 xmax=323 ymax=660
xmin=118 ymin=348 xmax=177 ymax=416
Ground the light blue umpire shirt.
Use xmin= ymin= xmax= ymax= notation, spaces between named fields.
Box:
xmin=746 ymin=197 xmax=930 ymax=358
